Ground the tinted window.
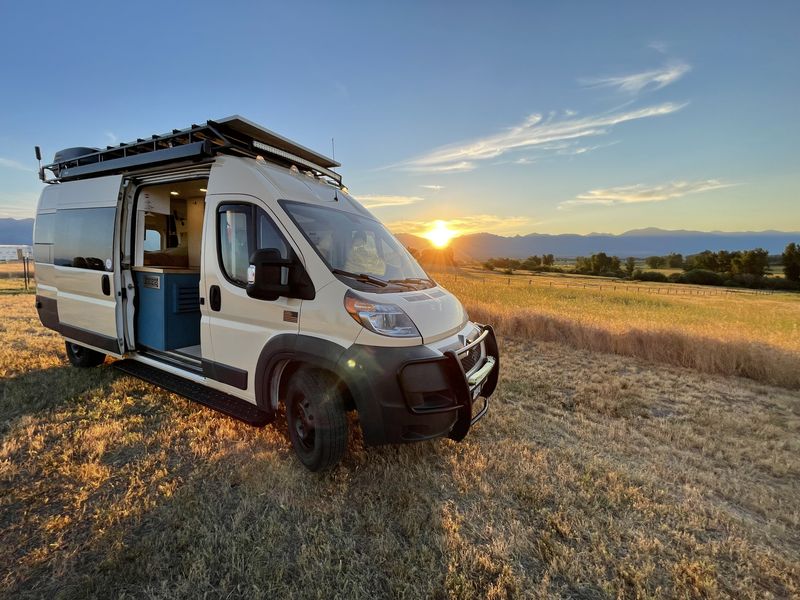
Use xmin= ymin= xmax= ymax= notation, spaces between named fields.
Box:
xmin=34 ymin=213 xmax=55 ymax=263
xmin=54 ymin=208 xmax=116 ymax=271
xmin=218 ymin=204 xmax=289 ymax=287
xmin=34 ymin=213 xmax=55 ymax=244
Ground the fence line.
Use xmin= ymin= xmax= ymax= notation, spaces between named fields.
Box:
xmin=434 ymin=269 xmax=778 ymax=297
xmin=0 ymin=259 xmax=35 ymax=289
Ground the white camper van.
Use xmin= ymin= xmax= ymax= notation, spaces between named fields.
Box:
xmin=32 ymin=117 xmax=499 ymax=470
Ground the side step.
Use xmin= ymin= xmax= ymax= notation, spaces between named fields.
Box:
xmin=113 ymin=359 xmax=271 ymax=427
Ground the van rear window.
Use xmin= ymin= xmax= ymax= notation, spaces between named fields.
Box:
xmin=54 ymin=208 xmax=116 ymax=271
xmin=33 ymin=213 xmax=55 ymax=263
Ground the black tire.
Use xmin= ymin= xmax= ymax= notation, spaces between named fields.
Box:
xmin=65 ymin=340 xmax=106 ymax=368
xmin=285 ymin=368 xmax=348 ymax=471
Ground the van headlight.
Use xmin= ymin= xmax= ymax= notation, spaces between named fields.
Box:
xmin=344 ymin=290 xmax=420 ymax=338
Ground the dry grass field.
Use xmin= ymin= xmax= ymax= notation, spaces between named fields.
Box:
xmin=433 ymin=269 xmax=800 ymax=389
xmin=0 ymin=260 xmax=34 ymax=278
xmin=2 ymin=279 xmax=800 ymax=598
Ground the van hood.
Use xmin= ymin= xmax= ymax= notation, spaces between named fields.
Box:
xmin=364 ymin=286 xmax=468 ymax=344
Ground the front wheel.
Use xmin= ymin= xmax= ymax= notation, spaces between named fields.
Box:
xmin=285 ymin=368 xmax=348 ymax=471
xmin=65 ymin=341 xmax=106 ymax=368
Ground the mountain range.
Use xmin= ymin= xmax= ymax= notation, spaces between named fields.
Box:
xmin=0 ymin=218 xmax=34 ymax=245
xmin=397 ymin=228 xmax=800 ymax=260
xmin=1 ymin=217 xmax=797 ymax=260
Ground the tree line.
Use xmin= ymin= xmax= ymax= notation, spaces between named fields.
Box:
xmin=643 ymin=249 xmax=771 ymax=276
xmin=483 ymin=254 xmax=555 ymax=272
xmin=479 ymin=243 xmax=800 ymax=291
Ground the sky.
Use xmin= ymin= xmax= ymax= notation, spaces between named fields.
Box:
xmin=0 ymin=1 xmax=798 ymax=237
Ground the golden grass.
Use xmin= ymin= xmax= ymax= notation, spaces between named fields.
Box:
xmin=433 ymin=269 xmax=800 ymax=389
xmin=2 ymin=295 xmax=800 ymax=597
xmin=0 ymin=260 xmax=35 ymax=277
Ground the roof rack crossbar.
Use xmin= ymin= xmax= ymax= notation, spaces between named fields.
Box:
xmin=39 ymin=117 xmax=342 ymax=186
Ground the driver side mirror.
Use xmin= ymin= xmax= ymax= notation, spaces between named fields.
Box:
xmin=246 ymin=248 xmax=315 ymax=301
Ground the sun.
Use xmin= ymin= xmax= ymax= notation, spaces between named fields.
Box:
xmin=424 ymin=220 xmax=457 ymax=248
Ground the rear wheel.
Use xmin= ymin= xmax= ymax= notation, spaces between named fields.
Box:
xmin=285 ymin=368 xmax=348 ymax=471
xmin=65 ymin=341 xmax=106 ymax=368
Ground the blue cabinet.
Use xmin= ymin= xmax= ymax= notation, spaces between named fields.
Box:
xmin=134 ymin=269 xmax=201 ymax=351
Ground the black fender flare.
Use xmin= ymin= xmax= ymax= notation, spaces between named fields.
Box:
xmin=253 ymin=334 xmax=396 ymax=444
xmin=254 ymin=333 xmax=349 ymax=412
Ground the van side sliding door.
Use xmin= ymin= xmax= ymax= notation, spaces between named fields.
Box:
xmin=52 ymin=175 xmax=125 ymax=355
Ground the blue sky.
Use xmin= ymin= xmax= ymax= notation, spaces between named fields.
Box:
xmin=0 ymin=1 xmax=798 ymax=235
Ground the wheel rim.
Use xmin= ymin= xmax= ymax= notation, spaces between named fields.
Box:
xmin=291 ymin=393 xmax=315 ymax=452
xmin=69 ymin=343 xmax=84 ymax=359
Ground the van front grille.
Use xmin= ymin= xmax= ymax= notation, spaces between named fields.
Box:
xmin=459 ymin=343 xmax=482 ymax=373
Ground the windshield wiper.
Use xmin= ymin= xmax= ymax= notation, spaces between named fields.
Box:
xmin=388 ymin=277 xmax=435 ymax=287
xmin=332 ymin=268 xmax=388 ymax=288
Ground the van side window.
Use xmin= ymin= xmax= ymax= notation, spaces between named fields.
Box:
xmin=143 ymin=228 xmax=162 ymax=251
xmin=258 ymin=211 xmax=288 ymax=258
xmin=33 ymin=212 xmax=55 ymax=263
xmin=217 ymin=204 xmax=290 ymax=288
xmin=54 ymin=207 xmax=116 ymax=271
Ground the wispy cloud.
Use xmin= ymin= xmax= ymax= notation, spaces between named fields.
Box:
xmin=0 ymin=157 xmax=34 ymax=172
xmin=0 ymin=191 xmax=39 ymax=218
xmin=420 ymin=184 xmax=444 ymax=190
xmin=396 ymin=102 xmax=685 ymax=173
xmin=0 ymin=204 xmax=35 ymax=218
xmin=104 ymin=131 xmax=118 ymax=145
xmin=648 ymin=41 xmax=669 ymax=54
xmin=581 ymin=62 xmax=690 ymax=95
xmin=559 ymin=179 xmax=734 ymax=209
xmin=356 ymin=194 xmax=424 ymax=209
xmin=555 ymin=140 xmax=620 ymax=156
xmin=387 ymin=214 xmax=532 ymax=236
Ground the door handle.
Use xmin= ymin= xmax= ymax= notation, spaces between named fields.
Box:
xmin=209 ymin=285 xmax=221 ymax=311
xmin=101 ymin=274 xmax=111 ymax=296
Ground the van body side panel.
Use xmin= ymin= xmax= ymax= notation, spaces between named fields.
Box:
xmin=35 ymin=175 xmax=124 ymax=354
xmin=201 ymin=188 xmax=302 ymax=403
xmin=56 ymin=267 xmax=119 ymax=338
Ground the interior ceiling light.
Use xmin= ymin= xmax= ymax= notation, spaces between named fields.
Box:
xmin=170 ymin=190 xmax=179 ymax=196
xmin=199 ymin=188 xmax=207 ymax=192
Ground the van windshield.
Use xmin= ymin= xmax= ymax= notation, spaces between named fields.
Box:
xmin=281 ymin=200 xmax=432 ymax=289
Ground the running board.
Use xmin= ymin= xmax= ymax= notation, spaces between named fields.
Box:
xmin=114 ymin=359 xmax=271 ymax=426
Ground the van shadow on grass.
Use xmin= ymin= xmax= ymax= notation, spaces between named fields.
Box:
xmin=1 ymin=361 xmax=525 ymax=599
xmin=0 ymin=364 xmax=118 ymax=434
xmin=0 ymin=380 xmax=452 ymax=598
xmin=2 ymin=348 xmax=800 ymax=598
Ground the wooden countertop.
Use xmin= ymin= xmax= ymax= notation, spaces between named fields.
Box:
xmin=132 ymin=266 xmax=200 ymax=274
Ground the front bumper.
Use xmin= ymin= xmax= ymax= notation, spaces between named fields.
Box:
xmin=336 ymin=324 xmax=500 ymax=445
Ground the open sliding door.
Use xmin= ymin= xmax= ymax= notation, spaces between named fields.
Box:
xmin=51 ymin=175 xmax=125 ymax=355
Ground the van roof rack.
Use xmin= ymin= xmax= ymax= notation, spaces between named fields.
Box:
xmin=38 ymin=115 xmax=342 ymax=186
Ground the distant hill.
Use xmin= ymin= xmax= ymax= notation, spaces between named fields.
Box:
xmin=0 ymin=218 xmax=34 ymax=245
xmin=397 ymin=228 xmax=800 ymax=260
xmin=4 ymin=218 xmax=796 ymax=261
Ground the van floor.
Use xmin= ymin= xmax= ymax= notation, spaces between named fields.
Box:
xmin=174 ymin=345 xmax=201 ymax=359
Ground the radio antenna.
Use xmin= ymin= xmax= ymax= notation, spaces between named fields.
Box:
xmin=331 ymin=137 xmax=335 ymax=161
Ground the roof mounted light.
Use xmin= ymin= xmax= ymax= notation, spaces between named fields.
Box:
xmin=252 ymin=139 xmax=342 ymax=184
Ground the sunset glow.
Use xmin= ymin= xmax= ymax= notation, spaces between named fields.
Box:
xmin=424 ymin=220 xmax=457 ymax=248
